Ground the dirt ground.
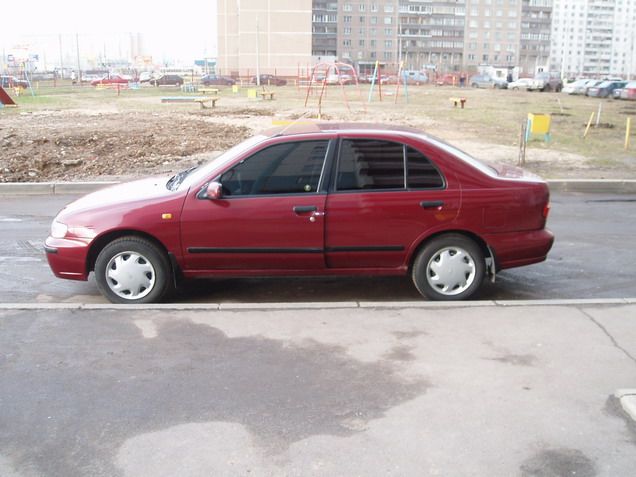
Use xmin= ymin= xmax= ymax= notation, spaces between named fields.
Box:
xmin=1 ymin=90 xmax=634 ymax=182
xmin=0 ymin=110 xmax=257 ymax=182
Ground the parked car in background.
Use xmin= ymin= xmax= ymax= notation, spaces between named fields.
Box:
xmin=138 ymin=72 xmax=157 ymax=83
xmin=201 ymin=74 xmax=235 ymax=86
xmin=470 ymin=75 xmax=507 ymax=89
xmin=45 ymin=122 xmax=554 ymax=304
xmin=253 ymin=74 xmax=287 ymax=86
xmin=529 ymin=72 xmax=563 ymax=92
xmin=620 ymin=81 xmax=636 ymax=100
xmin=507 ymin=78 xmax=534 ymax=90
xmin=562 ymin=79 xmax=589 ymax=94
xmin=613 ymin=87 xmax=624 ymax=99
xmin=326 ymin=73 xmax=354 ymax=85
xmin=401 ymin=70 xmax=428 ymax=85
xmin=150 ymin=74 xmax=184 ymax=86
xmin=0 ymin=75 xmax=28 ymax=89
xmin=587 ymin=80 xmax=627 ymax=98
xmin=90 ymin=75 xmax=129 ymax=86
xmin=436 ymin=74 xmax=457 ymax=86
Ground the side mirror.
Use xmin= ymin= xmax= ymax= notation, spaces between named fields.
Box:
xmin=201 ymin=181 xmax=223 ymax=200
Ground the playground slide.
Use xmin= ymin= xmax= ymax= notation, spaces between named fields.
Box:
xmin=0 ymin=86 xmax=17 ymax=106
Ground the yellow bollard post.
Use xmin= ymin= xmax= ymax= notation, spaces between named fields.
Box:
xmin=626 ymin=117 xmax=632 ymax=150
xmin=583 ymin=112 xmax=595 ymax=138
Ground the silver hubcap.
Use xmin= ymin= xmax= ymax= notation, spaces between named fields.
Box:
xmin=105 ymin=251 xmax=156 ymax=300
xmin=426 ymin=246 xmax=476 ymax=296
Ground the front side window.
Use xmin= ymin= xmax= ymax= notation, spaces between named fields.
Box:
xmin=219 ymin=141 xmax=328 ymax=196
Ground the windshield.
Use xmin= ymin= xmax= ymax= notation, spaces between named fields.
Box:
xmin=172 ymin=134 xmax=268 ymax=191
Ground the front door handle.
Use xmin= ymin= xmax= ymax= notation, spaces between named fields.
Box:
xmin=420 ymin=200 xmax=444 ymax=209
xmin=293 ymin=205 xmax=318 ymax=214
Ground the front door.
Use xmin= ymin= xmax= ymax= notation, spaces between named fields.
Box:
xmin=180 ymin=140 xmax=330 ymax=271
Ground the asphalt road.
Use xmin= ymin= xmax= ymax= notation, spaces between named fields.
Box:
xmin=1 ymin=304 xmax=636 ymax=476
xmin=1 ymin=192 xmax=635 ymax=303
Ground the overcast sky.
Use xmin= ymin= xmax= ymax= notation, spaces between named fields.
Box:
xmin=1 ymin=0 xmax=217 ymax=65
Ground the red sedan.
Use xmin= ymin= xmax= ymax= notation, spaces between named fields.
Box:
xmin=90 ymin=74 xmax=129 ymax=86
xmin=45 ymin=123 xmax=554 ymax=303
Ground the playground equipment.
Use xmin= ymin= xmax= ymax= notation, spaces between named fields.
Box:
xmin=526 ymin=113 xmax=551 ymax=143
xmin=0 ymin=86 xmax=17 ymax=107
xmin=303 ymin=62 xmax=365 ymax=116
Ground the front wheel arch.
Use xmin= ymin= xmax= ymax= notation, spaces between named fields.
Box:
xmin=94 ymin=236 xmax=173 ymax=304
xmin=87 ymin=230 xmax=174 ymax=275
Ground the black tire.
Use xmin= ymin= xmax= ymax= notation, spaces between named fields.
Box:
xmin=412 ymin=234 xmax=485 ymax=301
xmin=94 ymin=237 xmax=172 ymax=304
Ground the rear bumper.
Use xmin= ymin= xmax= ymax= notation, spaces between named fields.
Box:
xmin=44 ymin=236 xmax=91 ymax=281
xmin=484 ymin=228 xmax=555 ymax=271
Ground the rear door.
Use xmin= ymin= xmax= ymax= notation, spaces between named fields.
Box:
xmin=324 ymin=137 xmax=461 ymax=269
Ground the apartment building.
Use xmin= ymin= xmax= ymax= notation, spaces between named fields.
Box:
xmin=399 ymin=0 xmax=466 ymax=72
xmin=551 ymin=0 xmax=636 ymax=78
xmin=334 ymin=0 xmax=400 ymax=74
xmin=217 ymin=0 xmax=312 ymax=76
xmin=312 ymin=1 xmax=338 ymax=59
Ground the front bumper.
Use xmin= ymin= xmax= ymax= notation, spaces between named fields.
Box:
xmin=44 ymin=236 xmax=91 ymax=281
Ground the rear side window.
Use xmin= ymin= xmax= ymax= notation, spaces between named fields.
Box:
xmin=406 ymin=146 xmax=444 ymax=189
xmin=219 ymin=140 xmax=328 ymax=196
xmin=337 ymin=139 xmax=405 ymax=190
xmin=336 ymin=139 xmax=444 ymax=191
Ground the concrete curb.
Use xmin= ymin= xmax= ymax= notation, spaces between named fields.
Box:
xmin=0 ymin=298 xmax=633 ymax=311
xmin=615 ymin=389 xmax=636 ymax=423
xmin=0 ymin=181 xmax=119 ymax=195
xmin=1 ymin=180 xmax=636 ymax=195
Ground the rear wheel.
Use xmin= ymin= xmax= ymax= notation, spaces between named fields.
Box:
xmin=95 ymin=237 xmax=172 ymax=304
xmin=412 ymin=234 xmax=485 ymax=301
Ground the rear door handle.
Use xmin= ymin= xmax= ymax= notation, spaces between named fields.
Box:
xmin=420 ymin=200 xmax=444 ymax=209
xmin=293 ymin=205 xmax=318 ymax=214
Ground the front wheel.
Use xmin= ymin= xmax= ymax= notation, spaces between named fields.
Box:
xmin=94 ymin=237 xmax=172 ymax=304
xmin=412 ymin=234 xmax=485 ymax=301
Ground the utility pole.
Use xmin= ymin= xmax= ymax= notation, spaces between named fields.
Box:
xmin=58 ymin=34 xmax=64 ymax=78
xmin=76 ymin=33 xmax=82 ymax=83
xmin=255 ymin=16 xmax=261 ymax=86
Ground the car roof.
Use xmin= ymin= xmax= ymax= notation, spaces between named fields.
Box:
xmin=260 ymin=122 xmax=427 ymax=138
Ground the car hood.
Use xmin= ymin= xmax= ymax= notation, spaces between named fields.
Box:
xmin=57 ymin=176 xmax=177 ymax=218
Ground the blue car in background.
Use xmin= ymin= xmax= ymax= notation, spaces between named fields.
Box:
xmin=401 ymin=71 xmax=428 ymax=85
xmin=587 ymin=80 xmax=628 ymax=98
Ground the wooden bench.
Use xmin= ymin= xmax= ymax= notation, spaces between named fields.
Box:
xmin=194 ymin=96 xmax=220 ymax=109
xmin=161 ymin=96 xmax=220 ymax=108
xmin=198 ymin=87 xmax=220 ymax=95
xmin=449 ymin=97 xmax=467 ymax=109
xmin=257 ymin=91 xmax=275 ymax=100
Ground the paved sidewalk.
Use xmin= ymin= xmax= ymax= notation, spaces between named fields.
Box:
xmin=1 ymin=301 xmax=635 ymax=476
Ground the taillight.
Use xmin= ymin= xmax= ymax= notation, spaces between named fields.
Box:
xmin=542 ymin=202 xmax=551 ymax=218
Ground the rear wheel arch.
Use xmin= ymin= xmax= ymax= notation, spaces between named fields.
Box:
xmin=409 ymin=231 xmax=493 ymax=300
xmin=408 ymin=230 xmax=494 ymax=274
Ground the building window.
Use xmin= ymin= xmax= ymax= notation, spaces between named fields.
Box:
xmin=384 ymin=17 xmax=392 ymax=24
xmin=343 ymin=3 xmax=352 ymax=11
xmin=385 ymin=40 xmax=393 ymax=48
xmin=344 ymin=15 xmax=351 ymax=22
